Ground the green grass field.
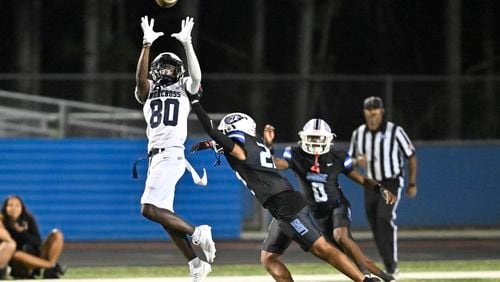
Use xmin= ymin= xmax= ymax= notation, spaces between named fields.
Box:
xmin=64 ymin=259 xmax=500 ymax=281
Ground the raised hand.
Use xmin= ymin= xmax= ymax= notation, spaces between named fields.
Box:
xmin=141 ymin=16 xmax=164 ymax=45
xmin=263 ymin=124 xmax=275 ymax=146
xmin=171 ymin=16 xmax=194 ymax=45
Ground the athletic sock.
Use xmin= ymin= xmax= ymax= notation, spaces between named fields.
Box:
xmin=188 ymin=257 xmax=201 ymax=268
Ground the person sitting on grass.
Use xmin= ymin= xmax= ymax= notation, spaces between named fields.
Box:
xmin=1 ymin=195 xmax=66 ymax=279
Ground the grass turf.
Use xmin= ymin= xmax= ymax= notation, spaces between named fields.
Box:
xmin=64 ymin=259 xmax=500 ymax=279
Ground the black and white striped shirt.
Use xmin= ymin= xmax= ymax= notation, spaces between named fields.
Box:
xmin=348 ymin=121 xmax=415 ymax=182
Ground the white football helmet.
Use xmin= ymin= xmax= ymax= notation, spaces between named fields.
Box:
xmin=298 ymin=118 xmax=336 ymax=155
xmin=218 ymin=113 xmax=256 ymax=137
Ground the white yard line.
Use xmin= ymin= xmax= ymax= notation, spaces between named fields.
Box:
xmin=56 ymin=271 xmax=500 ymax=281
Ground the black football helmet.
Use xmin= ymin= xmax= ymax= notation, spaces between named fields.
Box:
xmin=149 ymin=52 xmax=185 ymax=86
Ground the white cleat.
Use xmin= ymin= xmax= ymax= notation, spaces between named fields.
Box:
xmin=192 ymin=225 xmax=216 ymax=263
xmin=189 ymin=260 xmax=212 ymax=282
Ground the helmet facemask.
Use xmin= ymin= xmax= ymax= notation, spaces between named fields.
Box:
xmin=150 ymin=52 xmax=185 ymax=86
xmin=298 ymin=119 xmax=336 ymax=155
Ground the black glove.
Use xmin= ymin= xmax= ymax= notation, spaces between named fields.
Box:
xmin=191 ymin=140 xmax=215 ymax=153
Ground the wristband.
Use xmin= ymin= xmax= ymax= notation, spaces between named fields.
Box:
xmin=374 ymin=184 xmax=383 ymax=194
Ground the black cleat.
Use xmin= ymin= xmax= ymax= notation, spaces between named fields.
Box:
xmin=0 ymin=266 xmax=11 ymax=279
xmin=364 ymin=277 xmax=382 ymax=282
xmin=43 ymin=263 xmax=67 ymax=279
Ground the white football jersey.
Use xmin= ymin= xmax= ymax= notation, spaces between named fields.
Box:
xmin=141 ymin=78 xmax=191 ymax=152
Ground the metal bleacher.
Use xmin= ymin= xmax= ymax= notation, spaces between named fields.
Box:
xmin=0 ymin=90 xmax=145 ymax=138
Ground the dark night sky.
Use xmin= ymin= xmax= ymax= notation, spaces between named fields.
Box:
xmin=0 ymin=0 xmax=499 ymax=140
xmin=1 ymin=0 xmax=498 ymax=75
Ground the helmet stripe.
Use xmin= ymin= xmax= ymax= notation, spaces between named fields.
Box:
xmin=314 ymin=119 xmax=320 ymax=130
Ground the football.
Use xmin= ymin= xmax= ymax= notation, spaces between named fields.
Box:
xmin=155 ymin=0 xmax=177 ymax=8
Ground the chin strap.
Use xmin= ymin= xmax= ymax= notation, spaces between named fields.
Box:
xmin=310 ymin=153 xmax=321 ymax=174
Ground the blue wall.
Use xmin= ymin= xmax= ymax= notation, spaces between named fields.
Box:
xmin=1 ymin=140 xmax=498 ymax=241
xmin=277 ymin=143 xmax=500 ymax=229
xmin=0 ymin=139 xmax=242 ymax=241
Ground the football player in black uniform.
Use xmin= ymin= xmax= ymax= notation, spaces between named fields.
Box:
xmin=190 ymin=96 xmax=380 ymax=282
xmin=262 ymin=119 xmax=397 ymax=282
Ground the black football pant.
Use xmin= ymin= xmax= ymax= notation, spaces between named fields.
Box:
xmin=364 ymin=179 xmax=401 ymax=274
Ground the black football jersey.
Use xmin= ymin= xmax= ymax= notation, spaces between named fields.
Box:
xmin=283 ymin=146 xmax=354 ymax=207
xmin=224 ymin=131 xmax=293 ymax=205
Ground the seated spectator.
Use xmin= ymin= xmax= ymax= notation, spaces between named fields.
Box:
xmin=1 ymin=195 xmax=66 ymax=279
xmin=0 ymin=220 xmax=16 ymax=279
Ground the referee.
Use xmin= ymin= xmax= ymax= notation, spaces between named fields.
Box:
xmin=348 ymin=96 xmax=417 ymax=277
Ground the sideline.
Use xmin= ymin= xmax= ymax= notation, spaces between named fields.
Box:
xmin=55 ymin=271 xmax=500 ymax=281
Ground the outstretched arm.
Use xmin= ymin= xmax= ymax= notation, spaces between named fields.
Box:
xmin=190 ymin=101 xmax=246 ymax=160
xmin=135 ymin=16 xmax=164 ymax=103
xmin=135 ymin=45 xmax=150 ymax=103
xmin=347 ymin=170 xmax=396 ymax=205
xmin=171 ymin=17 xmax=201 ymax=94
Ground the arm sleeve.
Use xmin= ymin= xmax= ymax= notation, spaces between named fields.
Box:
xmin=183 ymin=42 xmax=202 ymax=94
xmin=191 ymin=102 xmax=235 ymax=152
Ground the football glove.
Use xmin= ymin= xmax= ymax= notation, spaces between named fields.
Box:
xmin=171 ymin=16 xmax=194 ymax=45
xmin=191 ymin=140 xmax=224 ymax=153
xmin=141 ymin=16 xmax=164 ymax=45
xmin=191 ymin=140 xmax=215 ymax=153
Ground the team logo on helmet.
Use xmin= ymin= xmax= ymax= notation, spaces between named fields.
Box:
xmin=224 ymin=114 xmax=245 ymax=124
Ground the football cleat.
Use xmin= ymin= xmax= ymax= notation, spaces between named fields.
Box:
xmin=363 ymin=277 xmax=381 ymax=282
xmin=192 ymin=225 xmax=216 ymax=263
xmin=189 ymin=260 xmax=212 ymax=282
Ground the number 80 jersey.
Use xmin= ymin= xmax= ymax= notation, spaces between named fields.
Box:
xmin=141 ymin=79 xmax=191 ymax=152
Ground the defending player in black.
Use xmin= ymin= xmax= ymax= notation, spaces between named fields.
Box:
xmin=263 ymin=119 xmax=397 ymax=282
xmin=190 ymin=95 xmax=381 ymax=282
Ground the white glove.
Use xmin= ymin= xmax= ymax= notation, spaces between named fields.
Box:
xmin=141 ymin=16 xmax=164 ymax=45
xmin=171 ymin=16 xmax=194 ymax=45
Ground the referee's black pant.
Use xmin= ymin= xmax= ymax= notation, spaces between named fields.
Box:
xmin=364 ymin=178 xmax=401 ymax=274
